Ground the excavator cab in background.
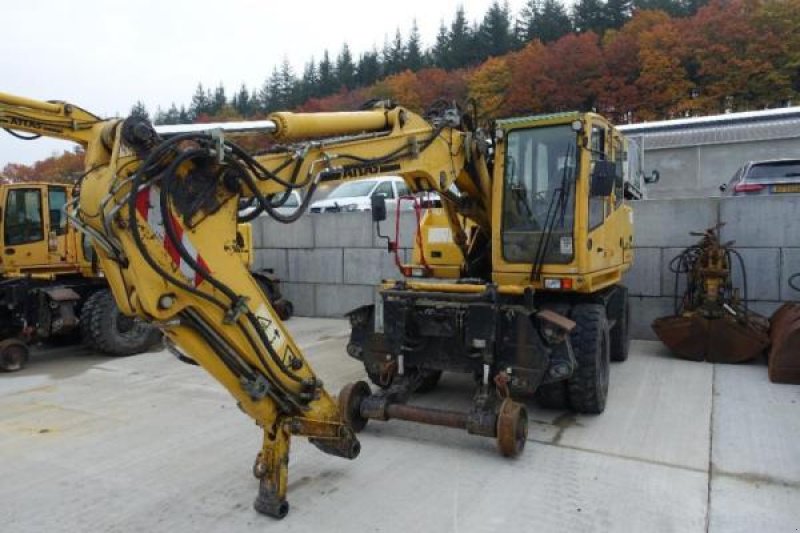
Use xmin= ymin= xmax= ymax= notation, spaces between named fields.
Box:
xmin=0 ymin=181 xmax=163 ymax=371
xmin=1 ymin=90 xmax=634 ymax=517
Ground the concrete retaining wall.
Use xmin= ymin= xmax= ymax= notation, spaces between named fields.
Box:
xmin=253 ymin=196 xmax=799 ymax=340
xmin=626 ymin=195 xmax=799 ymax=339
xmin=252 ymin=211 xmax=418 ymax=318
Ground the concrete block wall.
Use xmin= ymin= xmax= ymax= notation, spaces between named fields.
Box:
xmin=253 ymin=212 xmax=413 ymax=318
xmin=625 ymin=195 xmax=799 ymax=340
xmin=253 ymin=197 xmax=799 ymax=339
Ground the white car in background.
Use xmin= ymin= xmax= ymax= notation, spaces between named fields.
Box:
xmin=309 ymin=177 xmax=413 ymax=213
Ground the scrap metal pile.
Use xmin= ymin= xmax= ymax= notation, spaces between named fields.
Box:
xmin=652 ymin=225 xmax=770 ymax=364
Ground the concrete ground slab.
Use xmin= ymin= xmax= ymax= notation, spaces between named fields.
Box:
xmin=708 ymin=476 xmax=800 ymax=533
xmin=712 ymin=362 xmax=800 ymax=482
xmin=1 ymin=318 xmax=798 ymax=532
xmin=554 ymin=340 xmax=713 ymax=471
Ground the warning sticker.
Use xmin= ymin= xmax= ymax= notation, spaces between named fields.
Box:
xmin=255 ymin=304 xmax=286 ymax=354
xmin=560 ymin=236 xmax=573 ymax=255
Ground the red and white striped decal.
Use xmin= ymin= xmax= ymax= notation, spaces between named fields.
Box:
xmin=135 ymin=185 xmax=210 ymax=287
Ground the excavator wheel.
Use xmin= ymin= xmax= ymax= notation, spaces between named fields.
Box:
xmin=496 ymin=398 xmax=528 ymax=458
xmin=567 ymin=303 xmax=611 ymax=414
xmin=0 ymin=339 xmax=30 ymax=372
xmin=80 ymin=290 xmax=162 ymax=356
xmin=609 ymin=286 xmax=630 ymax=362
xmin=338 ymin=380 xmax=370 ymax=433
xmin=534 ymin=381 xmax=569 ymax=410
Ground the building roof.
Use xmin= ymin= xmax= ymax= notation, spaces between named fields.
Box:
xmin=618 ymin=107 xmax=800 ymax=150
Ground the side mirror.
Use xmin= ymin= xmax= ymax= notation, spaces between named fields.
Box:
xmin=644 ymin=169 xmax=660 ymax=184
xmin=371 ymin=195 xmax=387 ymax=222
xmin=590 ymin=160 xmax=616 ymax=197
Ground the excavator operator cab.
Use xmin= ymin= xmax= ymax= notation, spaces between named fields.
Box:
xmin=492 ymin=112 xmax=633 ymax=292
xmin=0 ymin=182 xmax=91 ymax=275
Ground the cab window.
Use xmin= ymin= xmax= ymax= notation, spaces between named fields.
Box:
xmin=589 ymin=126 xmax=607 ymax=230
xmin=372 ymin=181 xmax=395 ymax=199
xmin=48 ymin=187 xmax=68 ymax=235
xmin=5 ymin=188 xmax=44 ymax=246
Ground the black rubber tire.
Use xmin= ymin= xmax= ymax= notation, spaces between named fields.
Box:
xmin=567 ymin=303 xmax=611 ymax=414
xmin=609 ymin=287 xmax=630 ymax=362
xmin=534 ymin=381 xmax=569 ymax=410
xmin=80 ymin=290 xmax=162 ymax=356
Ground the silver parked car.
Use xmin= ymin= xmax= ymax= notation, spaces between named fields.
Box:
xmin=721 ymin=159 xmax=800 ymax=196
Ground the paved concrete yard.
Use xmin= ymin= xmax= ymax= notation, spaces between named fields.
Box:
xmin=1 ymin=318 xmax=798 ymax=532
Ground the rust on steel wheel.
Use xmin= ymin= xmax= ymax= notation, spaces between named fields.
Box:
xmin=496 ymin=398 xmax=528 ymax=458
xmin=0 ymin=339 xmax=30 ymax=372
xmin=337 ymin=380 xmax=370 ymax=433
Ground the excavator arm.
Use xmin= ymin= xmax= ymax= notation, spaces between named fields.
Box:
xmin=0 ymin=91 xmax=492 ymax=518
xmin=0 ymin=91 xmax=106 ymax=146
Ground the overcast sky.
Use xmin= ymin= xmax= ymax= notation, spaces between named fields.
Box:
xmin=1 ymin=0 xmax=527 ymax=168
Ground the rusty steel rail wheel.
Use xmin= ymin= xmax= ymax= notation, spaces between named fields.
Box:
xmin=0 ymin=339 xmax=30 ymax=372
xmin=339 ymin=380 xmax=530 ymax=458
xmin=496 ymin=398 xmax=528 ymax=458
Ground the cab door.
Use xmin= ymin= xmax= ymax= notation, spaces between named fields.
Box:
xmin=586 ymin=123 xmax=631 ymax=274
xmin=2 ymin=185 xmax=49 ymax=269
xmin=47 ymin=185 xmax=71 ymax=263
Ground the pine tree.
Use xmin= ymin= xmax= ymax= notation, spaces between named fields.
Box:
xmin=336 ymin=43 xmax=356 ymax=89
xmin=406 ymin=20 xmax=424 ymax=71
xmin=300 ymin=58 xmax=319 ymax=103
xmin=448 ymin=6 xmax=474 ymax=69
xmin=234 ymin=83 xmax=251 ymax=116
xmin=211 ymin=84 xmax=227 ymax=115
xmin=357 ymin=49 xmax=382 ymax=87
xmin=318 ymin=50 xmax=336 ymax=97
xmin=164 ymin=103 xmax=181 ymax=124
xmin=536 ymin=0 xmax=573 ymax=43
xmin=431 ymin=21 xmax=450 ymax=68
xmin=477 ymin=1 xmax=514 ymax=60
xmin=572 ymin=0 xmax=607 ymax=34
xmin=384 ymin=29 xmax=406 ymax=75
xmin=130 ymin=100 xmax=149 ymax=120
xmin=189 ymin=83 xmax=209 ymax=119
xmin=605 ymin=0 xmax=633 ymax=30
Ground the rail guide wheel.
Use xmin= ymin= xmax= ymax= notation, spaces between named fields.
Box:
xmin=496 ymin=398 xmax=528 ymax=458
xmin=0 ymin=339 xmax=30 ymax=372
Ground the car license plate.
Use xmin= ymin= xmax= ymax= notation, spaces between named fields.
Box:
xmin=772 ymin=184 xmax=800 ymax=193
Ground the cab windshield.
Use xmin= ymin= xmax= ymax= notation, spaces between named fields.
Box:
xmin=502 ymin=125 xmax=577 ymax=264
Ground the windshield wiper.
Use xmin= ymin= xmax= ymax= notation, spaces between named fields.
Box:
xmin=530 ymin=143 xmax=575 ymax=282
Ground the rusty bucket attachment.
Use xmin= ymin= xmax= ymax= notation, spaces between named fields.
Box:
xmin=768 ymin=303 xmax=800 ymax=384
xmin=653 ymin=313 xmax=769 ymax=364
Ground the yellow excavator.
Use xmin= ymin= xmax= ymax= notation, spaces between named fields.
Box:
xmin=1 ymin=90 xmax=640 ymax=518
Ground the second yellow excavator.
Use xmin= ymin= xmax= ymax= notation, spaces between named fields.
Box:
xmin=1 ymin=90 xmax=643 ymax=518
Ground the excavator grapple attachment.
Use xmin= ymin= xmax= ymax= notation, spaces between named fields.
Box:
xmin=653 ymin=313 xmax=769 ymax=363
xmin=653 ymin=225 xmax=770 ymax=364
xmin=768 ymin=303 xmax=800 ymax=384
